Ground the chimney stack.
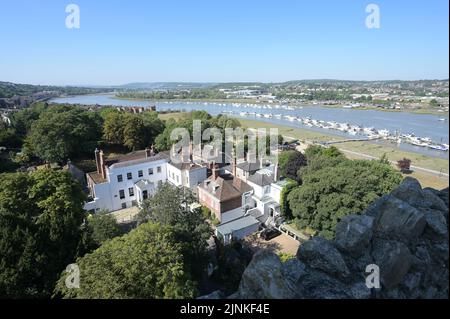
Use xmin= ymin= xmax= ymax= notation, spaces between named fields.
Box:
xmin=95 ymin=148 xmax=101 ymax=174
xmin=232 ymin=155 xmax=237 ymax=177
xmin=99 ymin=150 xmax=106 ymax=179
xmin=212 ymin=163 xmax=219 ymax=180
xmin=274 ymin=163 xmax=280 ymax=182
xmin=145 ymin=147 xmax=151 ymax=157
xmin=233 ymin=176 xmax=242 ymax=190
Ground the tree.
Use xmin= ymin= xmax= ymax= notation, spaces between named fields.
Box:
xmin=84 ymin=211 xmax=122 ymax=248
xmin=397 ymin=158 xmax=411 ymax=173
xmin=103 ymin=112 xmax=125 ymax=145
xmin=278 ymin=150 xmax=307 ymax=182
xmin=25 ymin=107 xmax=102 ymax=163
xmin=122 ymin=115 xmax=146 ymax=150
xmin=0 ymin=169 xmax=87 ymax=298
xmin=103 ymin=111 xmax=165 ymax=151
xmin=288 ymin=153 xmax=402 ymax=239
xmin=279 ymin=179 xmax=298 ymax=220
xmin=54 ymin=223 xmax=195 ymax=299
xmin=136 ymin=183 xmax=212 ymax=282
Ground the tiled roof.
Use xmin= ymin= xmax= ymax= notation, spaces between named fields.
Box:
xmin=247 ymin=173 xmax=274 ymax=186
xmin=169 ymin=161 xmax=205 ymax=171
xmin=200 ymin=174 xmax=252 ymax=202
xmin=106 ymin=151 xmax=169 ymax=169
xmin=87 ymin=171 xmax=107 ymax=184
xmin=236 ymin=160 xmax=261 ymax=172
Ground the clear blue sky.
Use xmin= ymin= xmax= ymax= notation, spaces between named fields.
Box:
xmin=0 ymin=0 xmax=448 ymax=85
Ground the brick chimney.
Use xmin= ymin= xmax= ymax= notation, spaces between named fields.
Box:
xmin=99 ymin=150 xmax=106 ymax=179
xmin=95 ymin=148 xmax=101 ymax=174
xmin=189 ymin=141 xmax=193 ymax=161
xmin=212 ymin=163 xmax=220 ymax=180
xmin=145 ymin=147 xmax=151 ymax=157
xmin=232 ymin=155 xmax=237 ymax=177
xmin=233 ymin=177 xmax=242 ymax=190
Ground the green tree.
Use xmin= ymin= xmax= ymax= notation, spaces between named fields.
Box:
xmin=136 ymin=183 xmax=212 ymax=282
xmin=279 ymin=179 xmax=298 ymax=220
xmin=0 ymin=169 xmax=87 ymax=298
xmin=278 ymin=150 xmax=307 ymax=182
xmin=84 ymin=211 xmax=122 ymax=248
xmin=25 ymin=107 xmax=102 ymax=163
xmin=288 ymin=155 xmax=402 ymax=239
xmin=54 ymin=223 xmax=195 ymax=299
xmin=122 ymin=115 xmax=146 ymax=150
xmin=103 ymin=112 xmax=125 ymax=145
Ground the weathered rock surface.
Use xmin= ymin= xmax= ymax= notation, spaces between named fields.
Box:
xmin=334 ymin=214 xmax=374 ymax=257
xmin=229 ymin=178 xmax=449 ymax=299
xmin=297 ymin=236 xmax=350 ymax=279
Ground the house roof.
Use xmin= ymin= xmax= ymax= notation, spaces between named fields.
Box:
xmin=247 ymin=173 xmax=274 ymax=187
xmin=199 ymin=174 xmax=252 ymax=202
xmin=216 ymin=215 xmax=260 ymax=236
xmin=106 ymin=151 xmax=169 ymax=169
xmin=236 ymin=160 xmax=261 ymax=172
xmin=168 ymin=161 xmax=204 ymax=171
xmin=87 ymin=171 xmax=107 ymax=184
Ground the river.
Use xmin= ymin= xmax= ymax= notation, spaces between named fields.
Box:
xmin=50 ymin=94 xmax=449 ymax=159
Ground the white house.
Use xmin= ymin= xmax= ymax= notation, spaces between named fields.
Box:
xmin=214 ymin=158 xmax=286 ymax=244
xmin=84 ymin=148 xmax=169 ymax=213
xmin=167 ymin=161 xmax=207 ymax=190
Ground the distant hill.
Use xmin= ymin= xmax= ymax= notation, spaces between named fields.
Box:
xmin=0 ymin=81 xmax=112 ymax=99
xmin=118 ymin=82 xmax=217 ymax=90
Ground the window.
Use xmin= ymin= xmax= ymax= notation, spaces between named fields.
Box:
xmin=129 ymin=187 xmax=134 ymax=197
xmin=157 ymin=166 xmax=161 ymax=173
xmin=117 ymin=174 xmax=123 ymax=182
xmin=264 ymin=186 xmax=270 ymax=194
xmin=176 ymin=175 xmax=179 ymax=183
xmin=127 ymin=172 xmax=132 ymax=180
xmin=148 ymin=168 xmax=154 ymax=175
xmin=119 ymin=189 xmax=125 ymax=199
xmin=138 ymin=170 xmax=143 ymax=178
xmin=121 ymin=202 xmax=127 ymax=209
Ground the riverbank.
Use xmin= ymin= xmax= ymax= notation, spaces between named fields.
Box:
xmin=113 ymin=95 xmax=449 ymax=116
xmin=237 ymin=118 xmax=448 ymax=189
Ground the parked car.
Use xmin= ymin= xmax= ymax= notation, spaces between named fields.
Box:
xmin=260 ymin=228 xmax=281 ymax=241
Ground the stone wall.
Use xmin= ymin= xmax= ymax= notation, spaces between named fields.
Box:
xmin=228 ymin=177 xmax=448 ymax=299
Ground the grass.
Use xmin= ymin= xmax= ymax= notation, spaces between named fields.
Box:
xmin=238 ymin=118 xmax=449 ymax=189
xmin=157 ymin=112 xmax=191 ymax=121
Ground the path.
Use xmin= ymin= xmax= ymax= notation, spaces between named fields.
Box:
xmin=339 ymin=148 xmax=449 ymax=177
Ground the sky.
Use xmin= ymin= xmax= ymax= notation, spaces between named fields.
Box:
xmin=0 ymin=0 xmax=448 ymax=85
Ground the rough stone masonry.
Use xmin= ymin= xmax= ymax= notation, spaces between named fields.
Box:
xmin=204 ymin=177 xmax=449 ymax=299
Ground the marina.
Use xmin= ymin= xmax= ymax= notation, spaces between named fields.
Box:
xmin=50 ymin=94 xmax=449 ymax=159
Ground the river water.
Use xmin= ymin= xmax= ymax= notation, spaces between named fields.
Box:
xmin=50 ymin=94 xmax=449 ymax=159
